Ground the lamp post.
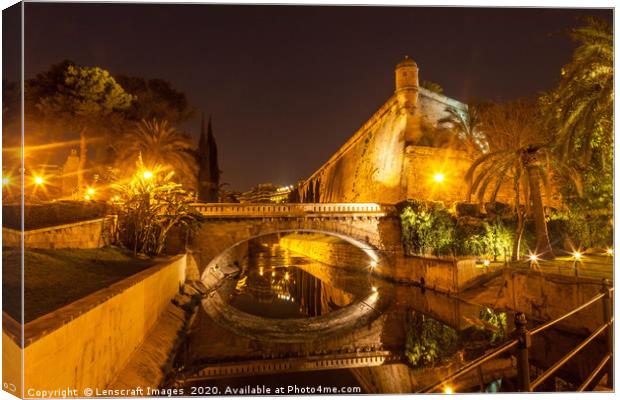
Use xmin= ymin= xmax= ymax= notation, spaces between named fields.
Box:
xmin=572 ymin=251 xmax=582 ymax=277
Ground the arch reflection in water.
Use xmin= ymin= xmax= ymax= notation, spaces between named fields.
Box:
xmin=227 ymin=240 xmax=373 ymax=319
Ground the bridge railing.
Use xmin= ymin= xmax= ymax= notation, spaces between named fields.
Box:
xmin=190 ymin=202 xmax=385 ymax=216
xmin=420 ymin=278 xmax=614 ymax=393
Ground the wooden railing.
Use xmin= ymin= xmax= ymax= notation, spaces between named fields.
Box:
xmin=421 ymin=278 xmax=614 ymax=393
xmin=190 ymin=202 xmax=385 ymax=217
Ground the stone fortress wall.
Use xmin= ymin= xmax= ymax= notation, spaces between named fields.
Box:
xmin=299 ymin=57 xmax=517 ymax=207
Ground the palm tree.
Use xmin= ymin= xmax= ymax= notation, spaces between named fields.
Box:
xmin=439 ymin=101 xmax=489 ymax=154
xmin=551 ymin=17 xmax=613 ymax=166
xmin=116 ymin=119 xmax=197 ymax=189
xmin=466 ymin=99 xmax=555 ymax=260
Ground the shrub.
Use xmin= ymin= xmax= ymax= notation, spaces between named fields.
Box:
xmin=547 ymin=208 xmax=613 ymax=250
xmin=115 ymin=157 xmax=203 ymax=256
xmin=455 ymin=202 xmax=481 ymax=218
xmin=400 ymin=200 xmax=455 ymax=256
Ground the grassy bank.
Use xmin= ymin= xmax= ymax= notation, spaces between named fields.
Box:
xmin=2 ymin=246 xmax=157 ymax=322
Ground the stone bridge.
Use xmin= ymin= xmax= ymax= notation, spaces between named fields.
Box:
xmin=187 ymin=202 xmax=403 ymax=278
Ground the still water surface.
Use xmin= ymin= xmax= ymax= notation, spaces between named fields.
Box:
xmin=227 ymin=243 xmax=373 ymax=319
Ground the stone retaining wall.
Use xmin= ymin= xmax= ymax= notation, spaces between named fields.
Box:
xmin=2 ymin=216 xmax=117 ymax=249
xmin=278 ymin=232 xmax=493 ymax=293
xmin=2 ymin=255 xmax=186 ymax=397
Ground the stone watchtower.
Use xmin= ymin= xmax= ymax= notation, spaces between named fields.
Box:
xmin=395 ymin=56 xmax=422 ymax=144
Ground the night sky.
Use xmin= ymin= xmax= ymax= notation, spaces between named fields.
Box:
xmin=20 ymin=3 xmax=612 ymax=191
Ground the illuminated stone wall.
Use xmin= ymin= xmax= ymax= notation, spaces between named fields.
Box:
xmin=2 ymin=216 xmax=117 ymax=249
xmin=4 ymin=255 xmax=186 ymax=397
xmin=299 ymin=58 xmax=472 ymax=205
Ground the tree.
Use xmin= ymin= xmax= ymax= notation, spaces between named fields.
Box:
xmin=550 ymin=17 xmax=613 ymax=166
xmin=439 ymin=101 xmax=489 ymax=154
xmin=466 ymin=99 xmax=555 ymax=259
xmin=114 ymin=156 xmax=202 ymax=256
xmin=421 ymin=80 xmax=444 ymax=95
xmin=113 ymin=75 xmax=195 ymax=124
xmin=31 ymin=61 xmax=134 ymax=192
xmin=544 ymin=17 xmax=613 ymax=237
xmin=116 ymin=119 xmax=197 ymax=190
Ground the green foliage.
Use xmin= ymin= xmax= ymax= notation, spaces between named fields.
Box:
xmin=115 ymin=156 xmax=203 ymax=257
xmin=405 ymin=311 xmax=458 ymax=368
xmin=421 ymin=80 xmax=444 ymax=95
xmin=116 ymin=119 xmax=197 ymax=190
xmin=479 ymin=222 xmax=512 ymax=261
xmin=548 ymin=17 xmax=613 ymax=167
xmin=547 ymin=207 xmax=612 ymax=250
xmin=399 ymin=200 xmax=514 ymax=258
xmin=479 ymin=308 xmax=507 ymax=344
xmin=400 ymin=200 xmax=455 ymax=256
xmin=33 ymin=61 xmax=134 ymax=130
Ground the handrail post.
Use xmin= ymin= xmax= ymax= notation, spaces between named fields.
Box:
xmin=602 ymin=279 xmax=613 ymax=388
xmin=514 ymin=312 xmax=532 ymax=391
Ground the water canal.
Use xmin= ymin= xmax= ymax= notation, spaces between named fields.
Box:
xmin=167 ymin=232 xmax=607 ymax=394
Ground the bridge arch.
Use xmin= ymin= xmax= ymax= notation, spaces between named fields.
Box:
xmin=196 ymin=228 xmax=393 ymax=343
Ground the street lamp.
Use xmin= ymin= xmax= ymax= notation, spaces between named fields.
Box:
xmin=434 ymin=172 xmax=445 ymax=183
xmin=143 ymin=170 xmax=153 ymax=179
xmin=87 ymin=187 xmax=95 ymax=196
xmin=34 ymin=176 xmax=44 ymax=185
xmin=572 ymin=251 xmax=582 ymax=277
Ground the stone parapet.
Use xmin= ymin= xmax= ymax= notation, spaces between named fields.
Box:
xmin=2 ymin=216 xmax=117 ymax=249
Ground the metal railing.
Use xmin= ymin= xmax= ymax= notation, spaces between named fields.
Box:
xmin=421 ymin=278 xmax=614 ymax=393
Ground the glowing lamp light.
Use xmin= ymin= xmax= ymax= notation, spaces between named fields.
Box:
xmin=606 ymin=248 xmax=613 ymax=256
xmin=284 ymin=272 xmax=290 ymax=280
xmin=142 ymin=170 xmax=153 ymax=179
xmin=528 ymin=254 xmax=539 ymax=262
xmin=370 ymin=260 xmax=378 ymax=269
xmin=372 ymin=286 xmax=378 ymax=293
xmin=271 ymin=271 xmax=276 ymax=277
xmin=483 ymin=260 xmax=491 ymax=267
xmin=86 ymin=187 xmax=95 ymax=196
xmin=34 ymin=176 xmax=44 ymax=185
xmin=433 ymin=173 xmax=445 ymax=183
xmin=573 ymin=251 xmax=582 ymax=260
xmin=443 ymin=386 xmax=453 ymax=394
xmin=2 ymin=177 xmax=9 ymax=186
xmin=84 ymin=195 xmax=91 ymax=200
